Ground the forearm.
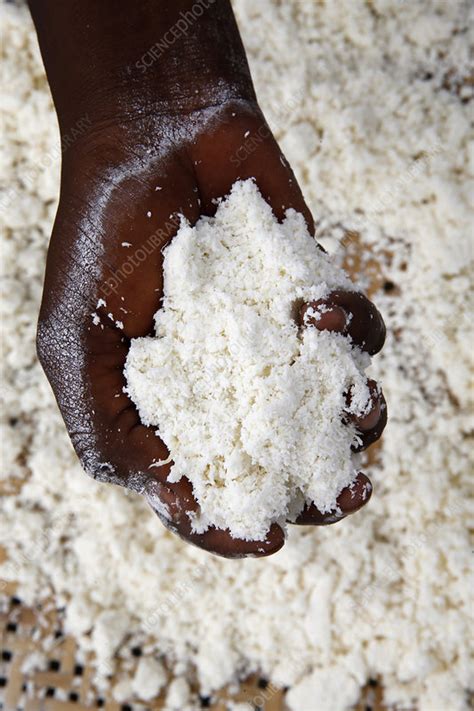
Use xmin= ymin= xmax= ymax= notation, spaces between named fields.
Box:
xmin=28 ymin=0 xmax=256 ymax=136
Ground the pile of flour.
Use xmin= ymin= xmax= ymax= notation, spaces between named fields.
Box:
xmin=1 ymin=2 xmax=472 ymax=710
xmin=125 ymin=180 xmax=371 ymax=540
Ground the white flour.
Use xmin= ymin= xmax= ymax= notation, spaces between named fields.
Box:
xmin=1 ymin=2 xmax=472 ymax=710
xmin=125 ymin=179 xmax=372 ymax=540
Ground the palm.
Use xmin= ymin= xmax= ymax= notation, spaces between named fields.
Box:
xmin=37 ymin=103 xmax=385 ymax=557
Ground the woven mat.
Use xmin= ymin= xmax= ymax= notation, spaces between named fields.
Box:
xmin=0 ymin=582 xmax=388 ymax=711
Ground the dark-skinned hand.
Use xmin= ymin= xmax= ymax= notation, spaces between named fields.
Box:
xmin=30 ymin=0 xmax=386 ymax=558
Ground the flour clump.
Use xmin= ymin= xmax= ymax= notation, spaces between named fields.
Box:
xmin=125 ymin=180 xmax=373 ymax=540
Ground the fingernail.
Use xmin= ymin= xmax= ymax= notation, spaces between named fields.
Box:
xmin=337 ymin=473 xmax=373 ymax=513
xmin=354 ymin=398 xmax=382 ymax=431
xmin=301 ymin=302 xmax=348 ymax=332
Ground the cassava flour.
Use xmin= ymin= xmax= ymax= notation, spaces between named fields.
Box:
xmin=125 ymin=180 xmax=372 ymax=540
xmin=1 ymin=1 xmax=473 ymax=710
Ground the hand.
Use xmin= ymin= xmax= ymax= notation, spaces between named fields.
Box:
xmin=36 ymin=100 xmax=386 ymax=558
xmin=30 ymin=0 xmax=386 ymax=557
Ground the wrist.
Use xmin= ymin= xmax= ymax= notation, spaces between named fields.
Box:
xmin=67 ymin=79 xmax=257 ymax=139
xmin=29 ymin=0 xmax=256 ymax=139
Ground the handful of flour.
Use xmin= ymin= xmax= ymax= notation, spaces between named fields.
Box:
xmin=125 ymin=180 xmax=372 ymax=540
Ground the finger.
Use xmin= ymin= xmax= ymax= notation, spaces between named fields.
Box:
xmin=290 ymin=472 xmax=372 ymax=526
xmin=351 ymin=396 xmax=383 ymax=431
xmin=337 ymin=472 xmax=373 ymax=514
xmin=351 ymin=389 xmax=388 ymax=452
xmin=183 ymin=522 xmax=285 ymax=559
xmin=300 ymin=290 xmax=386 ymax=355
xmin=345 ymin=377 xmax=381 ymax=429
xmin=146 ymin=476 xmax=285 ymax=559
xmin=345 ymin=379 xmax=388 ymax=452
